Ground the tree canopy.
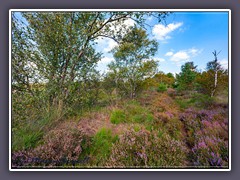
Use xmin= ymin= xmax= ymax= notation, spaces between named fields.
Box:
xmin=176 ymin=62 xmax=197 ymax=91
xmin=108 ymin=27 xmax=158 ymax=98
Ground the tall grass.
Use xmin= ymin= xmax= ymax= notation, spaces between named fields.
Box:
xmin=89 ymin=128 xmax=118 ymax=166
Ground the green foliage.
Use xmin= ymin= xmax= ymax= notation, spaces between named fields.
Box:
xmin=109 ymin=27 xmax=159 ymax=98
xmin=123 ymin=100 xmax=154 ymax=124
xmin=189 ymin=93 xmax=214 ymax=108
xmin=90 ymin=128 xmax=118 ymax=166
xmin=176 ymin=62 xmax=197 ymax=91
xmin=110 ymin=100 xmax=154 ymax=125
xmin=175 ymin=92 xmax=214 ymax=110
xmin=196 ymin=70 xmax=228 ymax=97
xmin=157 ymin=83 xmax=167 ymax=92
xmin=143 ymin=72 xmax=175 ymax=91
xmin=110 ymin=109 xmax=126 ymax=124
xmin=12 ymin=128 xmax=43 ymax=151
xmin=166 ymin=72 xmax=174 ymax=78
xmin=175 ymin=98 xmax=191 ymax=110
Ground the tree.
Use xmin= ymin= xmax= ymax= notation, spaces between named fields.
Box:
xmin=196 ymin=70 xmax=228 ymax=96
xmin=109 ymin=27 xmax=158 ymax=98
xmin=206 ymin=50 xmax=223 ymax=97
xmin=14 ymin=12 xmax=168 ymax=106
xmin=196 ymin=51 xmax=228 ymax=97
xmin=154 ymin=71 xmax=175 ymax=87
xmin=176 ymin=62 xmax=197 ymax=91
xmin=12 ymin=14 xmax=37 ymax=95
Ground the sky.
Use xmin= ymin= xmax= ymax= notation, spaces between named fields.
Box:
xmin=95 ymin=11 xmax=229 ymax=75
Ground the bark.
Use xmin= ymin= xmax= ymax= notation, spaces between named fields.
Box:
xmin=211 ymin=70 xmax=218 ymax=97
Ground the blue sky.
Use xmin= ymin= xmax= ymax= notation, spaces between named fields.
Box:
xmin=95 ymin=11 xmax=229 ymax=75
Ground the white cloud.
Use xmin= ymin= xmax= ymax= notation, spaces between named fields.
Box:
xmin=188 ymin=48 xmax=202 ymax=56
xmin=169 ymin=48 xmax=203 ymax=62
xmin=170 ymin=51 xmax=190 ymax=62
xmin=154 ymin=57 xmax=166 ymax=62
xmin=165 ymin=52 xmax=174 ymax=56
xmin=219 ymin=59 xmax=228 ymax=69
xmin=152 ymin=22 xmax=183 ymax=41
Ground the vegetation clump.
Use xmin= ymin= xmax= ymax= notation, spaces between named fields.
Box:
xmin=157 ymin=83 xmax=167 ymax=93
xmin=106 ymin=127 xmax=187 ymax=168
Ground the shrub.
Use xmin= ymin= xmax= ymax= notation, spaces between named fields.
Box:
xmin=34 ymin=127 xmax=85 ymax=166
xmin=157 ymin=83 xmax=167 ymax=93
xmin=110 ymin=109 xmax=126 ymax=124
xmin=179 ymin=107 xmax=229 ymax=168
xmin=12 ymin=126 xmax=87 ymax=167
xmin=192 ymin=136 xmax=228 ymax=168
xmin=105 ymin=127 xmax=187 ymax=168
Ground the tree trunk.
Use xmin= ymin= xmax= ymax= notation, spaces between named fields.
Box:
xmin=211 ymin=70 xmax=218 ymax=97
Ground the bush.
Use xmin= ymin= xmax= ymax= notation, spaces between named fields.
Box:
xmin=110 ymin=109 xmax=126 ymax=124
xmin=157 ymin=83 xmax=167 ymax=93
xmin=192 ymin=136 xmax=228 ymax=167
xmin=179 ymin=107 xmax=229 ymax=168
xmin=12 ymin=126 xmax=86 ymax=167
xmin=105 ymin=127 xmax=187 ymax=168
xmin=35 ymin=128 xmax=85 ymax=165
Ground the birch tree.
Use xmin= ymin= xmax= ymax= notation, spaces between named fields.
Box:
xmin=109 ymin=27 xmax=158 ymax=98
xmin=207 ymin=50 xmax=222 ymax=97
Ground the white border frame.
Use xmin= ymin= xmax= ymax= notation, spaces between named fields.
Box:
xmin=9 ymin=9 xmax=231 ymax=171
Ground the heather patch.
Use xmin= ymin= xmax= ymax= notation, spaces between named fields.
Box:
xmin=105 ymin=127 xmax=187 ymax=168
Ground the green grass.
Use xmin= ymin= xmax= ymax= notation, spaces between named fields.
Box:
xmin=110 ymin=100 xmax=155 ymax=126
xmin=12 ymin=105 xmax=64 ymax=151
xmin=110 ymin=109 xmax=126 ymax=124
xmin=12 ymin=127 xmax=43 ymax=151
xmin=89 ymin=128 xmax=118 ymax=166
xmin=175 ymin=92 xmax=214 ymax=110
xmin=123 ymin=100 xmax=154 ymax=124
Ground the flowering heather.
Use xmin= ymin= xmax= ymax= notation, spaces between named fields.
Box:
xmin=192 ymin=136 xmax=228 ymax=167
xmin=12 ymin=127 xmax=87 ymax=167
xmin=106 ymin=127 xmax=187 ymax=168
xmin=180 ymin=106 xmax=228 ymax=168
